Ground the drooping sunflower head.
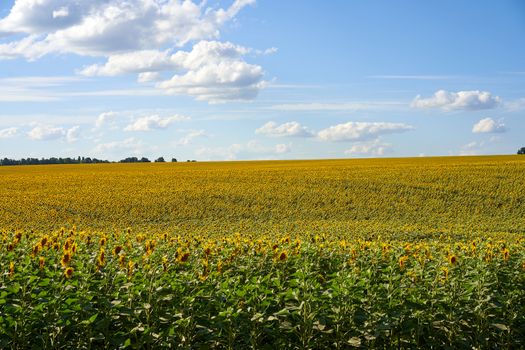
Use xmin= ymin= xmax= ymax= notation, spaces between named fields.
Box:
xmin=279 ymin=251 xmax=288 ymax=261
xmin=448 ymin=255 xmax=457 ymax=265
xmin=9 ymin=261 xmax=15 ymax=277
xmin=113 ymin=245 xmax=123 ymax=256
xmin=502 ymin=248 xmax=510 ymax=261
xmin=61 ymin=251 xmax=71 ymax=267
xmin=64 ymin=267 xmax=74 ymax=279
xmin=399 ymin=255 xmax=409 ymax=269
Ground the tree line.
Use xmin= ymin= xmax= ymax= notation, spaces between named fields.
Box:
xmin=0 ymin=157 xmax=110 ymax=166
xmin=0 ymin=156 xmax=189 ymax=166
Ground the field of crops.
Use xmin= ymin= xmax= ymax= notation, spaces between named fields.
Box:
xmin=1 ymin=155 xmax=524 ymax=349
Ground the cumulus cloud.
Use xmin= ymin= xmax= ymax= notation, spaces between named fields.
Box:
xmin=0 ymin=127 xmax=18 ymax=139
xmin=344 ymin=139 xmax=391 ymax=157
xmin=317 ymin=122 xmax=414 ymax=142
xmin=0 ymin=0 xmax=255 ymax=58
xmin=472 ymin=117 xmax=506 ymax=133
xmin=411 ymin=90 xmax=501 ymax=111
xmin=65 ymin=125 xmax=80 ymax=143
xmin=138 ymin=72 xmax=162 ymax=83
xmin=95 ymin=111 xmax=118 ymax=128
xmin=255 ymin=121 xmax=314 ymax=137
xmin=27 ymin=124 xmax=80 ymax=142
xmin=79 ymin=40 xmax=265 ymax=102
xmin=155 ymin=41 xmax=264 ymax=102
xmin=0 ymin=1 xmax=264 ymax=103
xmin=124 ymin=114 xmax=189 ymax=132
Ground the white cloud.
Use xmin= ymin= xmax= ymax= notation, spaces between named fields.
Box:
xmin=27 ymin=124 xmax=80 ymax=142
xmin=0 ymin=0 xmax=255 ymax=58
xmin=317 ymin=122 xmax=414 ymax=142
xmin=177 ymin=130 xmax=207 ymax=146
xmin=0 ymin=1 xmax=264 ymax=103
xmin=0 ymin=75 xmax=84 ymax=102
xmin=344 ymin=139 xmax=391 ymax=157
xmin=124 ymin=114 xmax=189 ymax=131
xmin=80 ymin=40 xmax=265 ymax=102
xmin=95 ymin=111 xmax=118 ymax=128
xmin=52 ymin=7 xmax=69 ymax=19
xmin=368 ymin=75 xmax=457 ymax=80
xmin=274 ymin=143 xmax=291 ymax=154
xmin=80 ymin=50 xmax=176 ymax=76
xmin=504 ymin=97 xmax=525 ymax=111
xmin=28 ymin=125 xmax=65 ymax=140
xmin=411 ymin=90 xmax=501 ymax=111
xmin=256 ymin=121 xmax=314 ymax=137
xmin=138 ymin=72 xmax=162 ymax=83
xmin=156 ymin=41 xmax=264 ymax=102
xmin=0 ymin=127 xmax=18 ymax=138
xmin=195 ymin=140 xmax=291 ymax=160
xmin=93 ymin=137 xmax=143 ymax=155
xmin=269 ymin=102 xmax=404 ymax=111
xmin=472 ymin=117 xmax=506 ymax=133
xmin=459 ymin=141 xmax=484 ymax=156
xmin=65 ymin=125 xmax=80 ymax=143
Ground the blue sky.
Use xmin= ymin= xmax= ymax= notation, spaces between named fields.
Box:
xmin=0 ymin=0 xmax=524 ymax=161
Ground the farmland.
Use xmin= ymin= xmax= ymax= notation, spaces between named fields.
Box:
xmin=1 ymin=155 xmax=524 ymax=348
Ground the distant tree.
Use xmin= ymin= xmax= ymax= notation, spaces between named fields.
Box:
xmin=140 ymin=157 xmax=151 ymax=163
xmin=171 ymin=158 xmax=177 ymax=163
xmin=518 ymin=147 xmax=525 ymax=155
xmin=155 ymin=157 xmax=165 ymax=163
xmin=0 ymin=156 xmax=110 ymax=166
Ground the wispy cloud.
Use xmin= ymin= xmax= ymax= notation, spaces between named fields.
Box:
xmin=368 ymin=75 xmax=458 ymax=80
xmin=0 ymin=127 xmax=18 ymax=139
xmin=269 ymin=101 xmax=405 ymax=111
xmin=176 ymin=130 xmax=207 ymax=146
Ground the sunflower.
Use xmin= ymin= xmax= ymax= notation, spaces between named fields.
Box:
xmin=119 ymin=254 xmax=126 ymax=268
xmin=502 ymin=248 xmax=510 ymax=261
xmin=448 ymin=255 xmax=457 ymax=265
xmin=39 ymin=256 xmax=45 ymax=270
xmin=9 ymin=261 xmax=14 ymax=278
xmin=279 ymin=251 xmax=288 ymax=261
xmin=442 ymin=266 xmax=449 ymax=280
xmin=61 ymin=251 xmax=71 ymax=267
xmin=64 ymin=267 xmax=74 ymax=279
xmin=399 ymin=255 xmax=409 ymax=269
xmin=113 ymin=245 xmax=123 ymax=256
xmin=97 ymin=248 xmax=105 ymax=268
xmin=127 ymin=260 xmax=134 ymax=277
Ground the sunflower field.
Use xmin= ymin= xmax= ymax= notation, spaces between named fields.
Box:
xmin=1 ymin=155 xmax=524 ymax=349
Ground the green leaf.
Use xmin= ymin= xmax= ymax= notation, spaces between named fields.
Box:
xmin=348 ymin=337 xmax=362 ymax=347
xmin=491 ymin=323 xmax=509 ymax=331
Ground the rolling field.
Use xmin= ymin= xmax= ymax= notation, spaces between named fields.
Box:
xmin=1 ymin=156 xmax=525 ymax=348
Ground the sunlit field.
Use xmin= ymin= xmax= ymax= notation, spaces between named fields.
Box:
xmin=1 ymin=156 xmax=524 ymax=348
